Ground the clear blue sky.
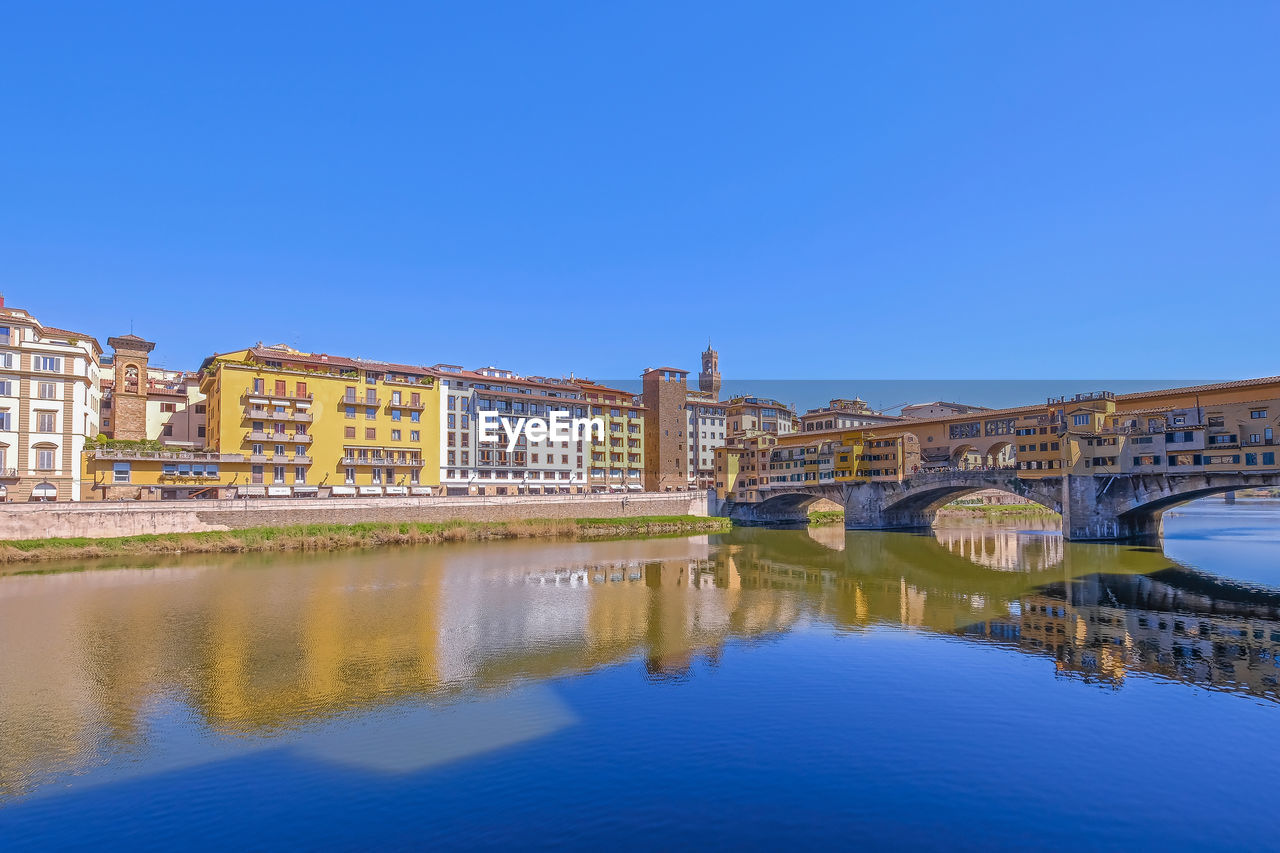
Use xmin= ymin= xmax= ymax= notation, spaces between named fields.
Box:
xmin=2 ymin=2 xmax=1276 ymax=382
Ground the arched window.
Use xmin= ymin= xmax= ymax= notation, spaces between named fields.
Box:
xmin=123 ymin=364 xmax=140 ymax=394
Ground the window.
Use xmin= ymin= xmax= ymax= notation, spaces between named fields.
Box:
xmin=391 ymin=429 xmax=402 ymax=441
xmin=345 ymin=426 xmax=356 ymax=439
xmin=35 ymin=412 xmax=55 ymax=432
xmin=273 ymin=466 xmax=286 ymax=484
xmin=195 ymin=403 xmax=206 ymax=414
xmin=35 ymin=356 xmax=61 ymax=373
xmin=1072 ymin=414 xmax=1091 ymax=426
xmin=160 ymin=402 xmax=176 ymax=413
xmin=365 ymin=427 xmax=376 ymax=440
xmin=366 ymin=407 xmax=376 ymax=420
xmin=162 ymin=424 xmax=174 ymax=437
xmin=391 ymin=410 xmax=401 ymax=422
xmin=1252 ymin=410 xmax=1268 ymax=419
xmin=36 ymin=449 xmax=55 ymax=470
xmin=294 ymin=467 xmax=307 ymax=484
xmin=37 ymin=382 xmax=56 ymax=399
xmin=197 ymin=426 xmax=206 ymax=438
xmin=410 ymin=430 xmax=420 ymax=442
xmin=113 ymin=462 xmax=131 ymax=483
xmin=345 ymin=468 xmax=356 ymax=484
xmin=0 ymin=411 xmax=9 ymax=430
xmin=0 ymin=381 xmax=10 ymax=396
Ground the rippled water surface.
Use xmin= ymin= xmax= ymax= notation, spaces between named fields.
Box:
xmin=4 ymin=499 xmax=1280 ymax=850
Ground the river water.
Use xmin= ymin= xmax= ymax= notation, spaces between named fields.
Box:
xmin=3 ymin=500 xmax=1280 ymax=850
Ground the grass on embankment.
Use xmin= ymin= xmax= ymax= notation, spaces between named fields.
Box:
xmin=0 ymin=515 xmax=732 ymax=567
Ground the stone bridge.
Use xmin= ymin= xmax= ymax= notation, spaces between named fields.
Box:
xmin=721 ymin=470 xmax=1280 ymax=541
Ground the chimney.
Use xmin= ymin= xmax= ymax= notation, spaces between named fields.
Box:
xmin=0 ymin=294 xmax=5 ymax=308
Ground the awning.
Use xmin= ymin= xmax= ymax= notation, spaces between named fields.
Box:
xmin=31 ymin=482 xmax=57 ymax=498
xmin=240 ymin=485 xmax=266 ymax=496
xmin=330 ymin=486 xmax=357 ymax=496
xmin=358 ymin=486 xmax=383 ymax=495
xmin=267 ymin=486 xmax=291 ymax=497
xmin=609 ymin=484 xmax=624 ymax=491
xmin=626 ymin=484 xmax=643 ymax=490
xmin=385 ymin=486 xmax=408 ymax=496
xmin=410 ymin=487 xmax=433 ymax=496
xmin=293 ymin=486 xmax=318 ymax=495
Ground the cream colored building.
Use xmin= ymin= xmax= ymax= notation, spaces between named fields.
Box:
xmin=0 ymin=297 xmax=102 ymax=501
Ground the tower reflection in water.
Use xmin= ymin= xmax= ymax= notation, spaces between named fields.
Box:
xmin=2 ymin=523 xmax=1279 ymax=800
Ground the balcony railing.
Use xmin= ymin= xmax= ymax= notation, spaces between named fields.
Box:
xmin=246 ymin=431 xmax=310 ymax=444
xmin=340 ymin=456 xmax=421 ymax=467
xmin=91 ymin=449 xmax=236 ymax=462
xmin=245 ymin=407 xmax=314 ymax=423
xmin=386 ymin=399 xmax=426 ymax=411
xmin=0 ymin=468 xmax=18 ymax=478
xmin=244 ymin=390 xmax=313 ymax=402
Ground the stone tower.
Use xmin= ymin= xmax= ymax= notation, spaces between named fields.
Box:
xmin=641 ymin=366 xmax=690 ymax=491
xmin=107 ymin=334 xmax=155 ymax=441
xmin=698 ymin=343 xmax=721 ymax=398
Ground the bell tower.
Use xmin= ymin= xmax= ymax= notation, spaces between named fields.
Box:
xmin=107 ymin=334 xmax=155 ymax=441
xmin=698 ymin=343 xmax=721 ymax=398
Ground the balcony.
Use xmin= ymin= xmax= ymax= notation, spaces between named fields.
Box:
xmin=386 ymin=399 xmax=426 ymax=411
xmin=249 ymin=454 xmax=270 ymax=464
xmin=91 ymin=449 xmax=237 ymax=462
xmin=291 ymin=455 xmax=312 ymax=465
xmin=245 ymin=407 xmax=314 ymax=423
xmin=0 ymin=468 xmax=18 ymax=478
xmin=244 ymin=390 xmax=313 ymax=403
xmin=342 ymin=455 xmax=421 ymax=467
xmin=246 ymin=431 xmax=310 ymax=444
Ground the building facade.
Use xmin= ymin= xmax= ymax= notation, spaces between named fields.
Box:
xmin=725 ymin=395 xmax=797 ymax=438
xmin=101 ymin=334 xmax=207 ymax=447
xmin=0 ymin=298 xmax=102 ymax=502
xmin=436 ymin=365 xmax=592 ymax=496
xmin=685 ymin=389 xmax=726 ymax=490
xmin=800 ymin=398 xmax=904 ymax=432
xmin=641 ymin=366 xmax=690 ymax=491
xmin=198 ymin=344 xmax=441 ymax=497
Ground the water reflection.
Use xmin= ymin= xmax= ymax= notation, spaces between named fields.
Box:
xmin=3 ymin=520 xmax=1279 ymax=801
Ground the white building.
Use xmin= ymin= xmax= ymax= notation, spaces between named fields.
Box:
xmin=0 ymin=297 xmax=102 ymax=501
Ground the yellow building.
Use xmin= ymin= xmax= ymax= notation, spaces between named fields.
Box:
xmin=81 ymin=447 xmax=251 ymax=500
xmin=198 ymin=344 xmax=441 ymax=497
xmin=573 ymin=381 xmax=646 ymax=492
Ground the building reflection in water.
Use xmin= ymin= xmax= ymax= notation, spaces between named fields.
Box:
xmin=2 ymin=523 xmax=1279 ymax=799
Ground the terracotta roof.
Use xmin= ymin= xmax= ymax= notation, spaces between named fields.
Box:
xmin=1116 ymin=375 xmax=1280 ymax=402
xmin=41 ymin=327 xmax=103 ymax=352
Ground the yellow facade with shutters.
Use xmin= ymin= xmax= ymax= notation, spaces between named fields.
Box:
xmin=198 ymin=345 xmax=441 ymax=495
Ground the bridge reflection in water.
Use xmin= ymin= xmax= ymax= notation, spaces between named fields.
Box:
xmin=3 ymin=524 xmax=1279 ymax=799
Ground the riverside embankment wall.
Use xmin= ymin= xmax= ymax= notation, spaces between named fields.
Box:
xmin=0 ymin=491 xmax=711 ymax=541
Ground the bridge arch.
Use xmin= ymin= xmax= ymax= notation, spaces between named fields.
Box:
xmin=877 ymin=481 xmax=1061 ymax=530
xmin=727 ymin=489 xmax=840 ymax=526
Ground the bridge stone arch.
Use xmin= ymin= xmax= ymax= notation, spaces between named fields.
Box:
xmin=1064 ymin=472 xmax=1280 ymax=540
xmin=845 ymin=471 xmax=1062 ymax=531
xmin=727 ymin=487 xmax=845 ymax=526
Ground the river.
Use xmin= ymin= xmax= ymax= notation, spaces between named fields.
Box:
xmin=2 ymin=499 xmax=1280 ymax=850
